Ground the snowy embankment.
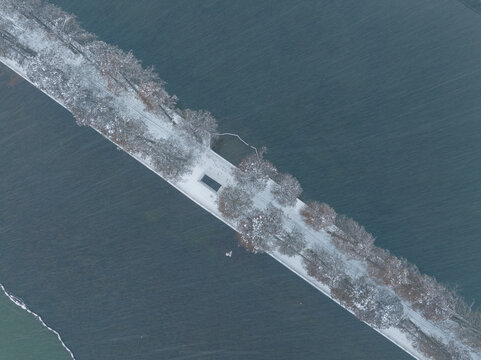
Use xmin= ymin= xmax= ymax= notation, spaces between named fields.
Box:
xmin=1 ymin=3 xmax=479 ymax=360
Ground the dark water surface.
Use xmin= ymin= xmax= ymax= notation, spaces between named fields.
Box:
xmin=1 ymin=0 xmax=481 ymax=359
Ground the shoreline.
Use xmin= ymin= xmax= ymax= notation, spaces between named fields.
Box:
xmin=0 ymin=282 xmax=76 ymax=360
xmin=1 ymin=2 xmax=479 ymax=359
xmin=0 ymin=56 xmax=429 ymax=360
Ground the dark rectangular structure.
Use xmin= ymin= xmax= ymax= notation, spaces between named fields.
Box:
xmin=200 ymin=174 xmax=222 ymax=192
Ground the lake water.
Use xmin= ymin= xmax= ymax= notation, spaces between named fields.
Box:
xmin=1 ymin=0 xmax=481 ymax=359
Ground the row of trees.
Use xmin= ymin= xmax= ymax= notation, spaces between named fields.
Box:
xmin=237 ymin=205 xmax=284 ymax=253
xmin=7 ymin=0 xmax=219 ymax=152
xmin=0 ymin=21 xmax=37 ymax=62
xmin=367 ymin=251 xmax=455 ymax=322
xmin=219 ymin=150 xmax=453 ymax=326
xmin=301 ymin=201 xmax=336 ymax=231
xmin=3 ymin=0 xmax=208 ymax=182
xmin=299 ymin=200 xmax=457 ymax=323
xmin=330 ymin=276 xmax=405 ymax=329
xmin=453 ymin=299 xmax=481 ymax=351
xmin=302 ymin=246 xmax=405 ymax=329
xmin=217 ymin=149 xmax=304 ymax=254
xmin=217 ymin=150 xmax=305 ymax=254
xmin=234 ymin=149 xmax=303 ymax=205
xmin=401 ymin=320 xmax=471 ymax=360
xmin=5 ymin=1 xmax=479 ymax=350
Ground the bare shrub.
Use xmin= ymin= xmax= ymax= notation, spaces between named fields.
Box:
xmin=217 ymin=186 xmax=253 ymax=220
xmin=301 ymin=201 xmax=336 ymax=231
xmin=272 ymin=173 xmax=302 ymax=207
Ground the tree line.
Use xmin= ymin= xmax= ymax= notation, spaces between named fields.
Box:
xmin=2 ymin=1 xmax=479 ymax=357
xmin=217 ymin=148 xmax=480 ymax=358
xmin=2 ymin=0 xmax=219 ymax=182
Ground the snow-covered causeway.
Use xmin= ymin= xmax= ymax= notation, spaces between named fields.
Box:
xmin=1 ymin=2 xmax=480 ymax=359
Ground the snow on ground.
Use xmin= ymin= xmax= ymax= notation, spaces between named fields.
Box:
xmin=1 ymin=6 xmax=478 ymax=360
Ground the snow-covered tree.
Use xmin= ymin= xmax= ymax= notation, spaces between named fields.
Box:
xmin=334 ymin=214 xmax=375 ymax=257
xmin=365 ymin=287 xmax=405 ymax=329
xmin=25 ymin=47 xmax=68 ymax=97
xmin=302 ymin=247 xmax=344 ymax=287
xmin=85 ymin=41 xmax=177 ymax=112
xmin=217 ymin=185 xmax=253 ymax=220
xmin=301 ymin=201 xmax=336 ymax=231
xmin=235 ymin=148 xmax=277 ymax=192
xmin=180 ymin=109 xmax=218 ymax=146
xmin=446 ymin=341 xmax=472 ymax=360
xmin=412 ymin=332 xmax=452 ymax=360
xmin=272 ymin=173 xmax=302 ymax=207
xmin=138 ymin=79 xmax=176 ymax=114
xmin=85 ymin=41 xmax=134 ymax=92
xmin=408 ymin=274 xmax=455 ymax=322
xmin=0 ymin=24 xmax=16 ymax=58
xmin=37 ymin=2 xmax=96 ymax=44
xmin=454 ymin=298 xmax=481 ymax=337
xmin=147 ymin=138 xmax=195 ymax=182
xmin=368 ymin=253 xmax=455 ymax=322
xmin=276 ymin=226 xmax=306 ymax=257
xmin=7 ymin=0 xmax=42 ymax=15
xmin=402 ymin=321 xmax=473 ymax=360
xmin=103 ymin=117 xmax=150 ymax=154
xmin=237 ymin=205 xmax=283 ymax=253
xmin=330 ymin=276 xmax=405 ymax=329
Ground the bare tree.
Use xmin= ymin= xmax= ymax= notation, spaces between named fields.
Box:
xmin=25 ymin=47 xmax=68 ymax=96
xmin=330 ymin=277 xmax=356 ymax=309
xmin=235 ymin=148 xmax=277 ymax=192
xmin=367 ymin=254 xmax=410 ymax=288
xmin=454 ymin=298 xmax=481 ymax=334
xmin=334 ymin=214 xmax=375 ymax=257
xmin=276 ymin=226 xmax=306 ymax=257
xmin=368 ymin=253 xmax=455 ymax=322
xmin=237 ymin=205 xmax=283 ymax=253
xmin=38 ymin=3 xmax=96 ymax=44
xmin=180 ymin=109 xmax=218 ymax=146
xmin=302 ymin=247 xmax=344 ymax=287
xmin=104 ymin=117 xmax=151 ymax=154
xmin=301 ymin=201 xmax=336 ymax=231
xmin=217 ymin=185 xmax=253 ymax=220
xmin=446 ymin=341 xmax=472 ymax=360
xmin=412 ymin=332 xmax=452 ymax=360
xmin=85 ymin=41 xmax=177 ymax=112
xmin=367 ymin=287 xmax=405 ymax=329
xmin=147 ymin=138 xmax=195 ymax=182
xmin=272 ymin=173 xmax=302 ymax=207
xmin=138 ymin=79 xmax=176 ymax=114
xmin=330 ymin=276 xmax=405 ymax=329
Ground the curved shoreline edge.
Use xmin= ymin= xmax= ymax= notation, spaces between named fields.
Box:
xmin=0 ymin=282 xmax=76 ymax=360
